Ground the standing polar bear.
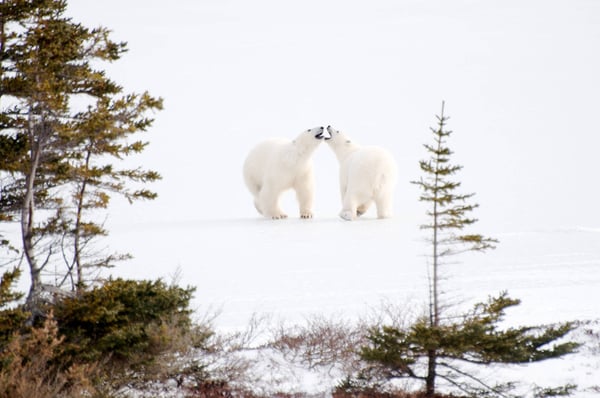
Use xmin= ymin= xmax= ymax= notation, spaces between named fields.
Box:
xmin=243 ymin=126 xmax=325 ymax=219
xmin=325 ymin=125 xmax=397 ymax=221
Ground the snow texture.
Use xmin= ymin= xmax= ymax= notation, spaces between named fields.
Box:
xmin=108 ymin=218 xmax=600 ymax=397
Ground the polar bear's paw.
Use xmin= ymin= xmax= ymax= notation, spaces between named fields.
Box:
xmin=339 ymin=210 xmax=355 ymax=221
xmin=300 ymin=212 xmax=313 ymax=219
xmin=271 ymin=213 xmax=288 ymax=220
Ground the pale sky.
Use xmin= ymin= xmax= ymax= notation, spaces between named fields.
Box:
xmin=64 ymin=0 xmax=600 ymax=232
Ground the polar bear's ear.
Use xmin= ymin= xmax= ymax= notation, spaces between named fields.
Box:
xmin=346 ymin=140 xmax=351 ymax=143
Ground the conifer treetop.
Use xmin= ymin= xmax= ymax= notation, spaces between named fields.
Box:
xmin=412 ymin=101 xmax=497 ymax=258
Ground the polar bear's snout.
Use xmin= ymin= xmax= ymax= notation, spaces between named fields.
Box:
xmin=324 ymin=125 xmax=331 ymax=140
xmin=324 ymin=125 xmax=337 ymax=140
xmin=313 ymin=126 xmax=325 ymax=140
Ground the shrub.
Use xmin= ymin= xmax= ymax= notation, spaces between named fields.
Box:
xmin=0 ymin=312 xmax=96 ymax=398
xmin=334 ymin=375 xmax=463 ymax=398
xmin=53 ymin=278 xmax=196 ymax=367
xmin=1 ymin=276 xmax=201 ymax=395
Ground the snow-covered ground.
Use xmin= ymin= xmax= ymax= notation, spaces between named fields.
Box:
xmin=107 ymin=215 xmax=600 ymax=396
xmin=111 ymin=217 xmax=600 ymax=330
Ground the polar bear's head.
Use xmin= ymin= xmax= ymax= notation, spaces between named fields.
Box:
xmin=324 ymin=126 xmax=358 ymax=162
xmin=293 ymin=126 xmax=325 ymax=149
xmin=324 ymin=125 xmax=352 ymax=147
xmin=325 ymin=125 xmax=348 ymax=141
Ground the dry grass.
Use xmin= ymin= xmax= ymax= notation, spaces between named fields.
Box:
xmin=0 ymin=312 xmax=97 ymax=398
xmin=333 ymin=392 xmax=463 ymax=398
xmin=269 ymin=314 xmax=368 ymax=375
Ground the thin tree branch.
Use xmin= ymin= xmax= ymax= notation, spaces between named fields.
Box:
xmin=438 ymin=361 xmax=511 ymax=398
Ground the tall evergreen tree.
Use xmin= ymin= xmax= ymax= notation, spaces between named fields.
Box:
xmin=412 ymin=102 xmax=497 ymax=395
xmin=359 ymin=103 xmax=578 ymax=397
xmin=0 ymin=0 xmax=162 ymax=317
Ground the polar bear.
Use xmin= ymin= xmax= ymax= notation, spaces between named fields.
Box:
xmin=324 ymin=125 xmax=397 ymax=221
xmin=243 ymin=126 xmax=325 ymax=219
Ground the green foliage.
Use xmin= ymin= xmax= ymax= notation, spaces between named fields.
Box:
xmin=1 ymin=0 xmax=163 ymax=305
xmin=0 ymin=267 xmax=22 ymax=307
xmin=404 ymin=103 xmax=500 ymax=396
xmin=334 ymin=376 xmax=465 ymax=398
xmin=0 ymin=133 xmax=27 ymax=174
xmin=412 ymin=102 xmax=497 ymax=258
xmin=0 ymin=268 xmax=27 ymax=347
xmin=53 ymin=278 xmax=195 ymax=364
xmin=0 ymin=275 xmax=201 ymax=395
xmin=411 ymin=102 xmax=497 ymax=333
xmin=360 ymin=293 xmax=579 ymax=396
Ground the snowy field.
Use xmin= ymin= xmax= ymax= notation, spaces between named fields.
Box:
xmin=110 ymin=217 xmax=600 ymax=331
xmin=105 ymin=213 xmax=600 ymax=396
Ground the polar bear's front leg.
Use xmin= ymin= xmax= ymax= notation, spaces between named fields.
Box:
xmin=294 ymin=170 xmax=315 ymax=219
xmin=258 ymin=185 xmax=287 ymax=220
xmin=340 ymin=194 xmax=358 ymax=221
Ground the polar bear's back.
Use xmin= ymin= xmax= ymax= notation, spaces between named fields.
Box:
xmin=345 ymin=146 xmax=397 ymax=193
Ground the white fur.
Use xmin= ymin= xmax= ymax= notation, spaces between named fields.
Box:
xmin=243 ymin=127 xmax=324 ymax=219
xmin=325 ymin=126 xmax=397 ymax=221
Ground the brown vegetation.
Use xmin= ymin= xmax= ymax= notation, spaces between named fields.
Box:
xmin=0 ymin=313 xmax=97 ymax=398
xmin=333 ymin=391 xmax=463 ymax=398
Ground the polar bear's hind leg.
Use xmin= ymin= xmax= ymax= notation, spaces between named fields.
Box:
xmin=356 ymin=200 xmax=372 ymax=217
xmin=258 ymin=185 xmax=287 ymax=220
xmin=375 ymin=190 xmax=393 ymax=219
xmin=254 ymin=199 xmax=263 ymax=215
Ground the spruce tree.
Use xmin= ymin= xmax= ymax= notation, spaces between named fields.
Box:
xmin=413 ymin=102 xmax=497 ymax=395
xmin=0 ymin=0 xmax=162 ymax=317
xmin=359 ymin=103 xmax=578 ymax=397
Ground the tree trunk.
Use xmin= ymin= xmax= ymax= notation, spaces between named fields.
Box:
xmin=426 ymin=349 xmax=437 ymax=397
xmin=22 ymin=143 xmax=42 ymax=319
xmin=426 ymin=105 xmax=443 ymax=398
xmin=73 ymin=150 xmax=92 ymax=291
xmin=23 ymin=108 xmax=48 ymax=322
